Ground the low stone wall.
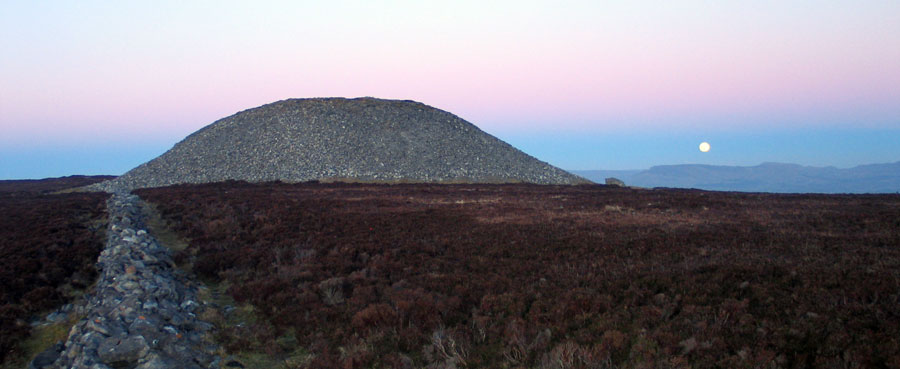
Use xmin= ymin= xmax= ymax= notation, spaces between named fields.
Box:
xmin=38 ymin=193 xmax=220 ymax=369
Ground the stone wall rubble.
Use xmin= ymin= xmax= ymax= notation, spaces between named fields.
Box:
xmin=36 ymin=193 xmax=220 ymax=369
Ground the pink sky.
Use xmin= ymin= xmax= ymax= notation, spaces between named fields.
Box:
xmin=1 ymin=1 xmax=899 ymax=177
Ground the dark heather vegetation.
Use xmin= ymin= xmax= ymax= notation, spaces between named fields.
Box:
xmin=137 ymin=181 xmax=900 ymax=369
xmin=0 ymin=177 xmax=108 ymax=363
xmin=0 ymin=175 xmax=114 ymax=194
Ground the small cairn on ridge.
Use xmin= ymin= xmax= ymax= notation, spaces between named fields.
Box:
xmin=605 ymin=177 xmax=625 ymax=187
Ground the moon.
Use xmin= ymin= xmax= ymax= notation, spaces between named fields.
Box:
xmin=699 ymin=142 xmax=711 ymax=152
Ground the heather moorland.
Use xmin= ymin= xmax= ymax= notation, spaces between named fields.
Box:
xmin=0 ymin=177 xmax=108 ymax=364
xmin=135 ymin=181 xmax=900 ymax=368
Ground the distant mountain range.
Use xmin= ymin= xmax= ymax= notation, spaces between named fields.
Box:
xmin=573 ymin=161 xmax=900 ymax=193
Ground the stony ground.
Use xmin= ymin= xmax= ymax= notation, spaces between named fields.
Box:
xmin=33 ymin=193 xmax=221 ymax=369
xmin=90 ymin=97 xmax=587 ymax=191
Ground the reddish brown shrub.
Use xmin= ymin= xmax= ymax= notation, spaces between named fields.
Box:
xmin=352 ymin=303 xmax=398 ymax=331
xmin=0 ymin=182 xmax=107 ymax=362
xmin=137 ymin=182 xmax=900 ymax=368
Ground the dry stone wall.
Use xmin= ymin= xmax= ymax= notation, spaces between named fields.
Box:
xmin=37 ymin=193 xmax=220 ymax=369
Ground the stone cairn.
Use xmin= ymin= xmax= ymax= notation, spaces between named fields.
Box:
xmin=39 ymin=193 xmax=220 ymax=369
xmin=605 ymin=177 xmax=625 ymax=187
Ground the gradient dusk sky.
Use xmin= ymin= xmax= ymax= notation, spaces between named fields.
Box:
xmin=1 ymin=1 xmax=899 ymax=179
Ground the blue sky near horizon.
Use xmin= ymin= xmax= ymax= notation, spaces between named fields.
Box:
xmin=0 ymin=143 xmax=171 ymax=180
xmin=4 ymin=127 xmax=898 ymax=179
xmin=1 ymin=1 xmax=899 ymax=179
xmin=503 ymin=127 xmax=900 ymax=171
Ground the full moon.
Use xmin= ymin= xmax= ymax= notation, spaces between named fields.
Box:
xmin=699 ymin=142 xmax=711 ymax=152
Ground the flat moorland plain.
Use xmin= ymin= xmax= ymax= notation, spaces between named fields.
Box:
xmin=137 ymin=182 xmax=900 ymax=369
xmin=0 ymin=175 xmax=115 ymax=194
xmin=0 ymin=177 xmax=109 ymax=363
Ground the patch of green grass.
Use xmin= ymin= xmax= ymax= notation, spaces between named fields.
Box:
xmin=230 ymin=345 xmax=311 ymax=369
xmin=140 ymin=201 xmax=190 ymax=253
xmin=194 ymin=266 xmax=312 ymax=368
xmin=1 ymin=315 xmax=82 ymax=369
xmin=141 ymin=199 xmax=315 ymax=368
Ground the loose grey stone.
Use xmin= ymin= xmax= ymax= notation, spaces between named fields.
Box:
xmin=180 ymin=300 xmax=199 ymax=312
xmin=46 ymin=311 xmax=67 ymax=323
xmin=97 ymin=336 xmax=150 ymax=367
xmin=135 ymin=353 xmax=177 ymax=369
xmin=49 ymin=193 xmax=222 ymax=368
xmin=85 ymin=319 xmax=112 ymax=336
xmin=28 ymin=341 xmax=64 ymax=369
xmin=87 ymin=97 xmax=590 ymax=192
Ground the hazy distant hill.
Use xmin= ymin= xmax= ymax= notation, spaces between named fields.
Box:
xmin=574 ymin=161 xmax=900 ymax=193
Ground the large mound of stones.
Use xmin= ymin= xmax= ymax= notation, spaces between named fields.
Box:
xmin=94 ymin=97 xmax=586 ymax=190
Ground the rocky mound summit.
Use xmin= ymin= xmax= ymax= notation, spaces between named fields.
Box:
xmin=95 ymin=97 xmax=587 ymax=190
